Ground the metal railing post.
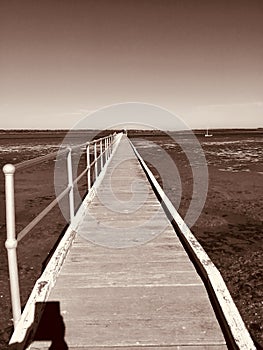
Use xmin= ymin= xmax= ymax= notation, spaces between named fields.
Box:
xmin=3 ymin=164 xmax=21 ymax=328
xmin=67 ymin=148 xmax=75 ymax=223
xmin=94 ymin=142 xmax=98 ymax=179
xmin=100 ymin=139 xmax=103 ymax=171
xmin=107 ymin=137 xmax=110 ymax=158
xmin=109 ymin=136 xmax=112 ymax=156
xmin=86 ymin=144 xmax=91 ymax=191
xmin=104 ymin=139 xmax=107 ymax=164
xmin=106 ymin=138 xmax=109 ymax=161
xmin=110 ymin=135 xmax=113 ymax=155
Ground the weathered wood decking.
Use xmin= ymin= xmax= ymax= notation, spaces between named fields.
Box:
xmin=26 ymin=135 xmax=227 ymax=349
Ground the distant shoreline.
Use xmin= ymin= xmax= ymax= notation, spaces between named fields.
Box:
xmin=0 ymin=128 xmax=262 ymax=139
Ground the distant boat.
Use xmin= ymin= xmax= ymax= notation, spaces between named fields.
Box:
xmin=205 ymin=128 xmax=213 ymax=137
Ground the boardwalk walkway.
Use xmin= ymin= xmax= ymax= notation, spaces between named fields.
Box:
xmin=28 ymin=135 xmax=226 ymax=349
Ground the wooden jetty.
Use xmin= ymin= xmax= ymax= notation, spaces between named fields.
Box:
xmin=6 ymin=134 xmax=255 ymax=349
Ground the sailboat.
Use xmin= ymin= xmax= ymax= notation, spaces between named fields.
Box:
xmin=205 ymin=127 xmax=213 ymax=137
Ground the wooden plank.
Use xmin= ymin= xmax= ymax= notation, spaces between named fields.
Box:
xmin=45 ymin=318 xmax=225 ymax=347
xmin=30 ymin=341 xmax=226 ymax=350
xmin=73 ymin=227 xmax=182 ymax=246
xmin=59 ymin=260 xmax=196 ymax=274
xmin=50 ymin=285 xmax=217 ymax=317
xmin=30 ymin=346 xmax=227 ymax=350
xmin=52 ymin=269 xmax=202 ymax=288
xmin=63 ymin=252 xmax=190 ymax=264
xmin=71 ymin=347 xmax=227 ymax=350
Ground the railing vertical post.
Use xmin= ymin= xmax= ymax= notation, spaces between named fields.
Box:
xmin=86 ymin=143 xmax=91 ymax=191
xmin=94 ymin=142 xmax=98 ymax=179
xmin=67 ymin=148 xmax=75 ymax=223
xmin=106 ymin=138 xmax=109 ymax=161
xmin=100 ymin=139 xmax=103 ymax=171
xmin=3 ymin=164 xmax=21 ymax=328
xmin=110 ymin=135 xmax=113 ymax=155
xmin=107 ymin=137 xmax=110 ymax=158
xmin=108 ymin=136 xmax=111 ymax=157
xmin=104 ymin=138 xmax=107 ymax=163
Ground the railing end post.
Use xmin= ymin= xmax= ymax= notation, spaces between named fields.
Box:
xmin=3 ymin=163 xmax=21 ymax=328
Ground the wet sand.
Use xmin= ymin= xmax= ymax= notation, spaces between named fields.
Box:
xmin=0 ymin=130 xmax=262 ymax=348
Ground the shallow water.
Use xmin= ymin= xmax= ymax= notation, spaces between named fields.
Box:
xmin=0 ymin=141 xmax=60 ymax=168
xmin=201 ymin=137 xmax=263 ymax=173
xmin=132 ymin=135 xmax=263 ymax=175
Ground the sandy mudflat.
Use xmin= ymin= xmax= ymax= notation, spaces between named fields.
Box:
xmin=0 ymin=130 xmax=262 ymax=348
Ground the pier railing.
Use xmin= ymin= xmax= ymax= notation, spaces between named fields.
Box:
xmin=3 ymin=132 xmax=118 ymax=328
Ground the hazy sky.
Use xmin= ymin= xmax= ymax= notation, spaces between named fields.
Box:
xmin=0 ymin=0 xmax=262 ymax=129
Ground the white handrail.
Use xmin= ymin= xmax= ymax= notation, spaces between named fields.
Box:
xmin=3 ymin=132 xmax=119 ymax=328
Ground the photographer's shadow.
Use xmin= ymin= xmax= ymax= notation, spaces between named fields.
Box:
xmin=9 ymin=301 xmax=68 ymax=350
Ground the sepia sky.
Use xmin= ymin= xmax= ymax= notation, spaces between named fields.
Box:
xmin=0 ymin=0 xmax=262 ymax=129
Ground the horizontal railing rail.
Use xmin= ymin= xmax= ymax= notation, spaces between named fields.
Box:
xmin=3 ymin=132 xmax=119 ymax=328
xmin=17 ymin=186 xmax=71 ymax=242
xmin=14 ymin=135 xmax=111 ymax=171
xmin=15 ymin=149 xmax=66 ymax=171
